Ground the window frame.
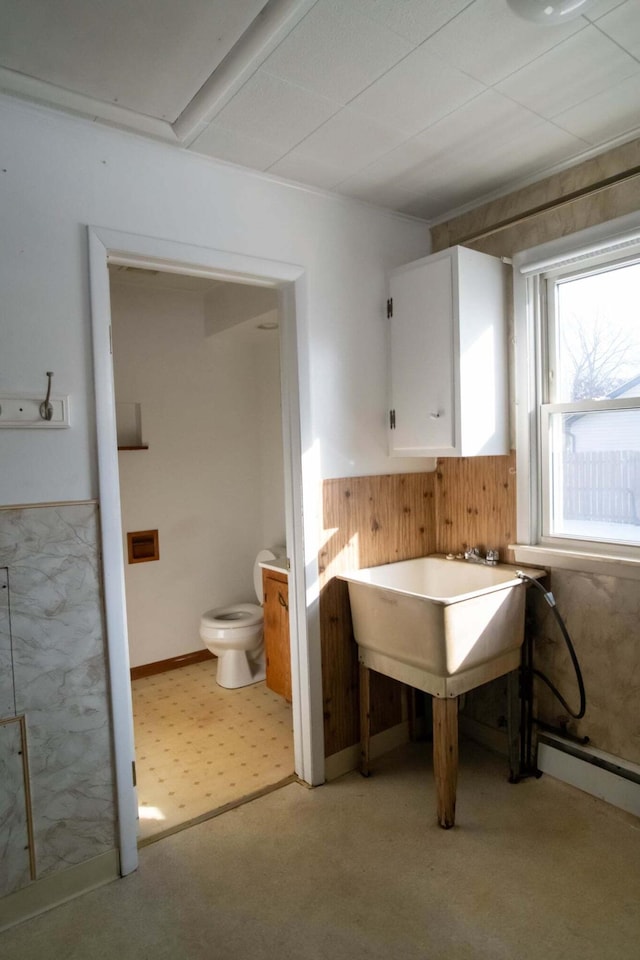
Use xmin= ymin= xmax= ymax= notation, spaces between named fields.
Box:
xmin=512 ymin=212 xmax=640 ymax=580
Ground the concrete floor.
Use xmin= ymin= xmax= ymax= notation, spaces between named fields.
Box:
xmin=2 ymin=741 xmax=639 ymax=959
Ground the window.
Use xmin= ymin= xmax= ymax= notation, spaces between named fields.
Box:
xmin=513 ymin=217 xmax=640 ymax=574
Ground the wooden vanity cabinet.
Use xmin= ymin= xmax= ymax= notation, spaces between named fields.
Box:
xmin=262 ymin=568 xmax=291 ymax=702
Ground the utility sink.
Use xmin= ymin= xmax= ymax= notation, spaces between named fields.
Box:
xmin=339 ymin=554 xmax=544 ymax=698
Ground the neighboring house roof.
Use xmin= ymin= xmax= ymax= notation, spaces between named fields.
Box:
xmin=565 ymin=373 xmax=640 ymax=430
xmin=608 ymin=373 xmax=640 ymax=400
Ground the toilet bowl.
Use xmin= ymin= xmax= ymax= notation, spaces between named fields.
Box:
xmin=199 ymin=550 xmax=278 ymax=689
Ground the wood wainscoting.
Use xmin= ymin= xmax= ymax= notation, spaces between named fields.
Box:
xmin=434 ymin=452 xmax=517 ymax=562
xmin=318 ymin=457 xmax=517 ymax=760
xmin=319 ymin=473 xmax=436 ymax=758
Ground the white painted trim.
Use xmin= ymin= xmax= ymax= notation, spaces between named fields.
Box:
xmin=0 ymin=850 xmax=119 ymax=933
xmin=88 ymin=230 xmax=139 ymax=876
xmin=88 ymin=227 xmax=324 ymax=875
xmin=512 ymin=211 xmax=640 ymax=575
xmin=511 ymin=543 xmax=640 ymax=580
xmin=537 ymin=736 xmax=640 ymax=818
xmin=0 ymin=67 xmax=177 ymax=143
xmin=324 ymin=722 xmax=409 ymax=782
xmin=459 ymin=716 xmax=509 ymax=757
xmin=173 ymin=0 xmax=319 ymax=145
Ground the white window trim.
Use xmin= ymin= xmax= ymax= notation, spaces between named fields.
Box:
xmin=511 ymin=210 xmax=640 ymax=581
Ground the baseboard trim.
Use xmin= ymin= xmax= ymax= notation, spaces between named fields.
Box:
xmin=130 ymin=648 xmax=215 ymax=681
xmin=324 ymin=722 xmax=409 ymax=782
xmin=0 ymin=850 xmax=120 ymax=932
xmin=537 ymin=734 xmax=640 ymax=817
xmin=459 ymin=716 xmax=509 ymax=756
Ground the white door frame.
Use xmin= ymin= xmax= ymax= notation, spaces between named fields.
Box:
xmin=88 ymin=226 xmax=325 ymax=876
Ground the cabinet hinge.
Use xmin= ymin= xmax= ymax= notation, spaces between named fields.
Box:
xmin=389 ymin=409 xmax=396 ymax=430
xmin=132 ymin=760 xmax=137 ymax=787
xmin=386 ymin=297 xmax=393 ymax=318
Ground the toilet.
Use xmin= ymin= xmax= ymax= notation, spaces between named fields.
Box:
xmin=199 ymin=549 xmax=278 ymax=689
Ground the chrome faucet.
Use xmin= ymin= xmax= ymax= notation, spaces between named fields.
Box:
xmin=464 ymin=547 xmax=499 ymax=565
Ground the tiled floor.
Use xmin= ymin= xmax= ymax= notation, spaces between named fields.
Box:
xmin=131 ymin=659 xmax=294 ymax=842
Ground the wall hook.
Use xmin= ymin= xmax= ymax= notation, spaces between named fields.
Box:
xmin=39 ymin=371 xmax=54 ymax=421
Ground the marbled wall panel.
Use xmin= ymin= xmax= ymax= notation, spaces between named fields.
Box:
xmin=530 ymin=569 xmax=640 ymax=765
xmin=431 ymin=138 xmax=640 ymax=255
xmin=0 ymin=719 xmax=31 ymax=897
xmin=0 ymin=504 xmax=116 ymax=881
xmin=0 ymin=568 xmax=16 ymax=719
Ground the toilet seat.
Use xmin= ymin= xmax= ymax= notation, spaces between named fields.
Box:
xmin=201 ymin=603 xmax=262 ymax=629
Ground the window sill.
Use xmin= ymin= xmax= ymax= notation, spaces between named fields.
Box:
xmin=509 ymin=544 xmax=640 ymax=581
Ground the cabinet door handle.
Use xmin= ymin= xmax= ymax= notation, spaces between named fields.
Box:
xmin=278 ymin=591 xmax=288 ymax=611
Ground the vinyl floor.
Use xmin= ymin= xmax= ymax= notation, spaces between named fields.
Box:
xmin=131 ymin=659 xmax=294 ymax=842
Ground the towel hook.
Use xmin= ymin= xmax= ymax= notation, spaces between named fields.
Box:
xmin=39 ymin=371 xmax=54 ymax=421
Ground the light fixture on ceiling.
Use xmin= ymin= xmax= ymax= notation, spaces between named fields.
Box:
xmin=506 ymin=0 xmax=597 ymax=24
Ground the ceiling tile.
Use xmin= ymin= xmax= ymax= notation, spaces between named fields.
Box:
xmin=466 ymin=119 xmax=586 ymax=186
xmin=333 ymin=100 xmax=583 ymax=218
xmin=398 ymin=120 xmax=585 ymax=217
xmin=266 ymin=153 xmax=346 ymax=190
xmin=348 ymin=0 xmax=475 ymax=44
xmin=212 ymin=70 xmax=340 ymax=151
xmin=399 ymin=90 xmax=550 ymax=190
xmin=348 ymin=45 xmax=485 ymax=137
xmin=338 ymin=137 xmax=447 ymax=194
xmin=0 ymin=0 xmax=267 ymax=121
xmin=596 ymin=0 xmax=640 ymax=58
xmin=335 ymin=170 xmax=426 ymax=210
xmin=422 ymin=0 xmax=585 ymax=85
xmin=289 ymin=109 xmax=409 ymax=175
xmin=552 ymin=72 xmax=640 ymax=144
xmin=260 ymin=0 xmax=414 ymax=104
xmin=189 ymin=122 xmax=286 ymax=170
xmin=497 ymin=25 xmax=640 ymax=118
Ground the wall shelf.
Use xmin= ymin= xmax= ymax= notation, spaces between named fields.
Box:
xmin=115 ymin=402 xmax=146 ymax=449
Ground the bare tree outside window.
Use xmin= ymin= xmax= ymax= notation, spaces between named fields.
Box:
xmin=562 ymin=319 xmax=637 ymax=401
xmin=555 ymin=261 xmax=640 ymax=404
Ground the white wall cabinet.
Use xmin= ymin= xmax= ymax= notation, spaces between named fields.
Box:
xmin=388 ymin=245 xmax=508 ymax=458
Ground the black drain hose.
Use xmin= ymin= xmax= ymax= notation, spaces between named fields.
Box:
xmin=515 ymin=572 xmax=586 ymax=720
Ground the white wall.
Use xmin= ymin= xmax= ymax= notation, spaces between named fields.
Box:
xmin=111 ymin=279 xmax=285 ymax=667
xmin=0 ymin=95 xmax=430 ymax=509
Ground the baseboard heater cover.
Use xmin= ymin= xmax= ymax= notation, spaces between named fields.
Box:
xmin=537 ymin=733 xmax=640 ymax=818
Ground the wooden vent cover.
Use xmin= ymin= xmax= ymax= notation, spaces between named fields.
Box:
xmin=127 ymin=529 xmax=159 ymax=564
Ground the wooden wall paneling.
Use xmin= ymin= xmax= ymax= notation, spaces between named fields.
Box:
xmin=434 ymin=453 xmax=517 ymax=563
xmin=319 ymin=473 xmax=436 ymax=757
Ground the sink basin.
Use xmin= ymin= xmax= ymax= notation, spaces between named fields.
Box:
xmin=339 ymin=555 xmax=544 ymax=697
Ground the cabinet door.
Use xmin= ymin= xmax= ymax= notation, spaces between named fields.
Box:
xmin=263 ymin=573 xmax=291 ymax=702
xmin=389 ymin=252 xmax=456 ymax=455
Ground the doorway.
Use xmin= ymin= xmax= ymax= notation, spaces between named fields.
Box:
xmin=108 ymin=265 xmax=295 ymax=843
xmin=88 ymin=227 xmax=324 ymax=876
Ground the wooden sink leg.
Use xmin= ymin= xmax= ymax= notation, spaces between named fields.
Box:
xmin=359 ymin=661 xmax=371 ymax=777
xmin=432 ymin=696 xmax=459 ymax=828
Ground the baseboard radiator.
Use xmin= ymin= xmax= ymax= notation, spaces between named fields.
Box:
xmin=537 ymin=733 xmax=640 ymax=818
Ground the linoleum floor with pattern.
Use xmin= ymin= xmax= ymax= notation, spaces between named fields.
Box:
xmin=132 ymin=659 xmax=293 ymax=842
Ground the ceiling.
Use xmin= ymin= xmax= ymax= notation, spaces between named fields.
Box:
xmin=1 ymin=0 xmax=639 ymax=221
